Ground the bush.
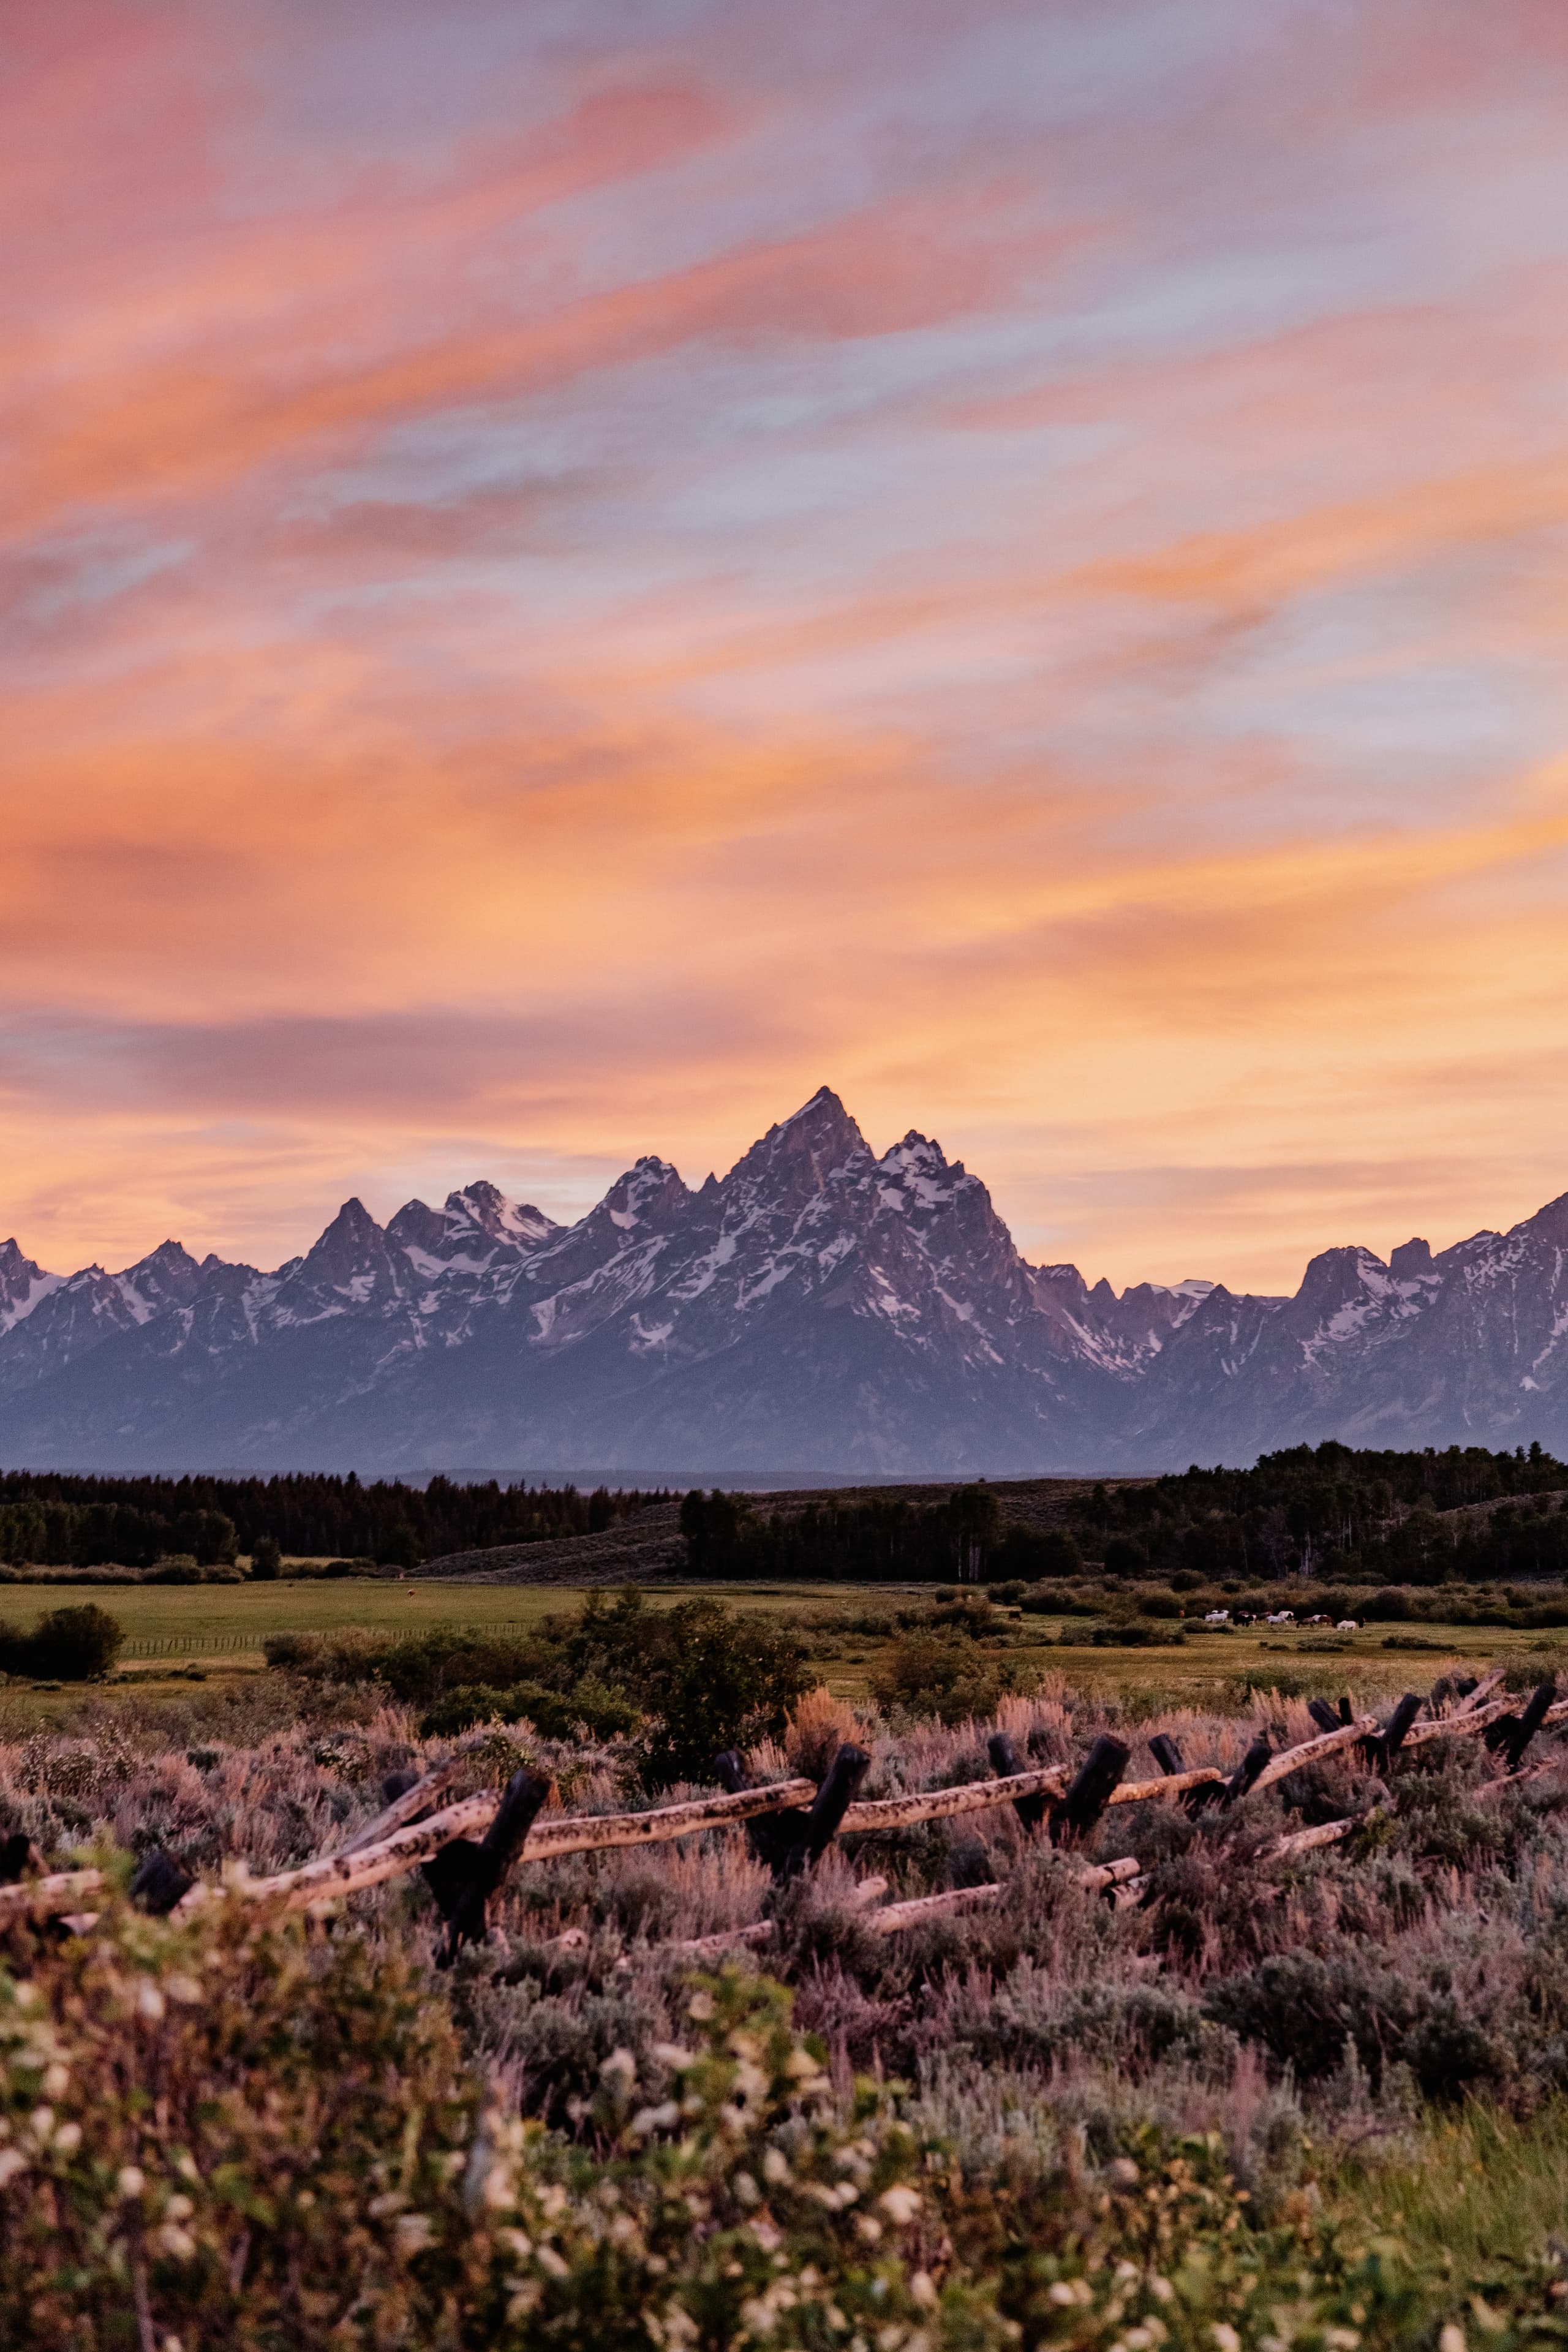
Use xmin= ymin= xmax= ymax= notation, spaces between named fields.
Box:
xmin=0 ymin=1913 xmax=977 ymax=2352
xmin=1086 ymin=1619 xmax=1185 ymax=1648
xmin=0 ymin=1603 xmax=123 ymax=1681
xmin=418 ymin=1673 xmax=642 ymax=1743
xmin=601 ymin=1594 xmax=809 ymax=1787
xmin=249 ymin=1534 xmax=282 ymax=1580
xmin=1365 ymin=1586 xmax=1413 ymax=1621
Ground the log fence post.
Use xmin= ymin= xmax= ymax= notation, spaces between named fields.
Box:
xmin=1224 ymin=1735 xmax=1273 ymax=1805
xmin=129 ymin=1851 xmax=197 ymax=1915
xmin=987 ymin=1730 xmax=1054 ymax=1831
xmin=712 ymin=1745 xmax=871 ymax=1879
xmin=421 ymin=1769 xmax=554 ymax=1964
xmin=1146 ymin=1731 xmax=1224 ymax=1814
xmin=1487 ymin=1679 xmax=1556 ymax=1774
xmin=1051 ymin=1733 xmax=1129 ymax=1844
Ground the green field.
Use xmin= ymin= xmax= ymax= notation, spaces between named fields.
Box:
xmin=2 ymin=1578 xmax=1559 ymax=1728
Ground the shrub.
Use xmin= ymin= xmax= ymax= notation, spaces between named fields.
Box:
xmin=0 ymin=1603 xmax=123 ymax=1681
xmin=870 ymin=1630 xmax=1036 ymax=1722
xmin=0 ymin=1917 xmax=987 ymax=2352
xmin=150 ymin=1552 xmax=203 ymax=1583
xmin=249 ymin=1534 xmax=282 ymax=1580
xmin=418 ymin=1674 xmax=641 ymax=1743
xmin=1365 ymin=1585 xmax=1413 ymax=1621
xmin=1087 ymin=1619 xmax=1184 ymax=1648
xmin=1134 ymin=1588 xmax=1183 ymax=1618
xmin=611 ymin=1595 xmax=809 ymax=1787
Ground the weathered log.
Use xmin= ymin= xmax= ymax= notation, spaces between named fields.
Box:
xmin=221 ymin=1774 xmax=824 ymax=1916
xmin=1148 ymin=1733 xmax=1185 ymax=1776
xmin=1403 ymin=1696 xmax=1513 ymax=1749
xmin=1267 ymin=1815 xmax=1363 ymax=1861
xmin=184 ymin=1791 xmax=503 ymax=1914
xmin=668 ymin=1918 xmax=778 ymax=1956
xmin=839 ymin=1765 xmax=1066 ymax=1837
xmin=665 ymin=1873 xmax=892 ymax=1959
xmin=338 ymin=1751 xmax=475 ymax=1858
xmin=1052 ymin=1733 xmax=1130 ymax=1843
xmin=1078 ymin=1853 xmax=1145 ymax=1891
xmin=1249 ymin=1717 xmax=1379 ymax=1795
xmin=867 ymin=1884 xmax=1003 ymax=1933
xmin=1306 ymin=1700 xmax=1342 ymax=1736
xmin=867 ymin=1853 xmax=1140 ymax=1934
xmin=0 ymin=1868 xmax=105 ymax=1928
xmin=1457 ymin=1668 xmax=1506 ymax=1711
xmin=527 ymin=1777 xmax=817 ymax=1863
xmin=1110 ymin=1765 xmax=1223 ymax=1804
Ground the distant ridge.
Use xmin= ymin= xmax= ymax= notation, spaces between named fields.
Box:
xmin=3 ymin=1087 xmax=1567 ymax=1473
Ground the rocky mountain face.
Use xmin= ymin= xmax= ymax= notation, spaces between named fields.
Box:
xmin=2 ymin=1089 xmax=1567 ymax=1474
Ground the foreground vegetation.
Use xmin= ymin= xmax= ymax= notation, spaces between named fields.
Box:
xmin=4 ymin=1590 xmax=1568 ymax=2342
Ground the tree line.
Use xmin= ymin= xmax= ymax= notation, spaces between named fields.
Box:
xmin=679 ymin=1439 xmax=1568 ymax=1586
xmin=0 ymin=1470 xmax=666 ymax=1570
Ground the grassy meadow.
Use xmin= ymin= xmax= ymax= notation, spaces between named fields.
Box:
xmin=0 ymin=1570 xmax=1561 ymax=1755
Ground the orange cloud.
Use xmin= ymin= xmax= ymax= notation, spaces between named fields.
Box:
xmin=5 ymin=1 xmax=1568 ymax=1298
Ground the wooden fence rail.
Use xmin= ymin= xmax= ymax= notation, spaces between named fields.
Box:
xmin=3 ymin=1668 xmax=1562 ymax=1942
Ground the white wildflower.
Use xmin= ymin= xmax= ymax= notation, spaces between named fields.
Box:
xmin=600 ymin=2048 xmax=638 ymax=2095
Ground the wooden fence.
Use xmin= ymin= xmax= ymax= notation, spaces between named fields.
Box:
xmin=1 ymin=1668 xmax=1562 ymax=1952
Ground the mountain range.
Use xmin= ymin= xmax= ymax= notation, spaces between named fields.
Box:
xmin=2 ymin=1087 xmax=1566 ymax=1476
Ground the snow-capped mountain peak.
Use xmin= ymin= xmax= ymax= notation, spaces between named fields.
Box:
xmin=4 ymin=1095 xmax=1568 ymax=1472
xmin=0 ymin=1240 xmax=62 ymax=1336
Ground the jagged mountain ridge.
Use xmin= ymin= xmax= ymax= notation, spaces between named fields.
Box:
xmin=2 ymin=1087 xmax=1566 ymax=1473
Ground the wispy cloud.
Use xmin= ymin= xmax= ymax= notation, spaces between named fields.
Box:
xmin=5 ymin=0 xmax=1568 ymax=1292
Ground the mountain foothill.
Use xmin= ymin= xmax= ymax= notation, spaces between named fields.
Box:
xmin=2 ymin=1088 xmax=1566 ymax=1474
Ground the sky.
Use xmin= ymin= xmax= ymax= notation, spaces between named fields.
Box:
xmin=6 ymin=0 xmax=1568 ymax=1298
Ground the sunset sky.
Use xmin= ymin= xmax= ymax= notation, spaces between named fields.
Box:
xmin=7 ymin=1 xmax=1568 ymax=1297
